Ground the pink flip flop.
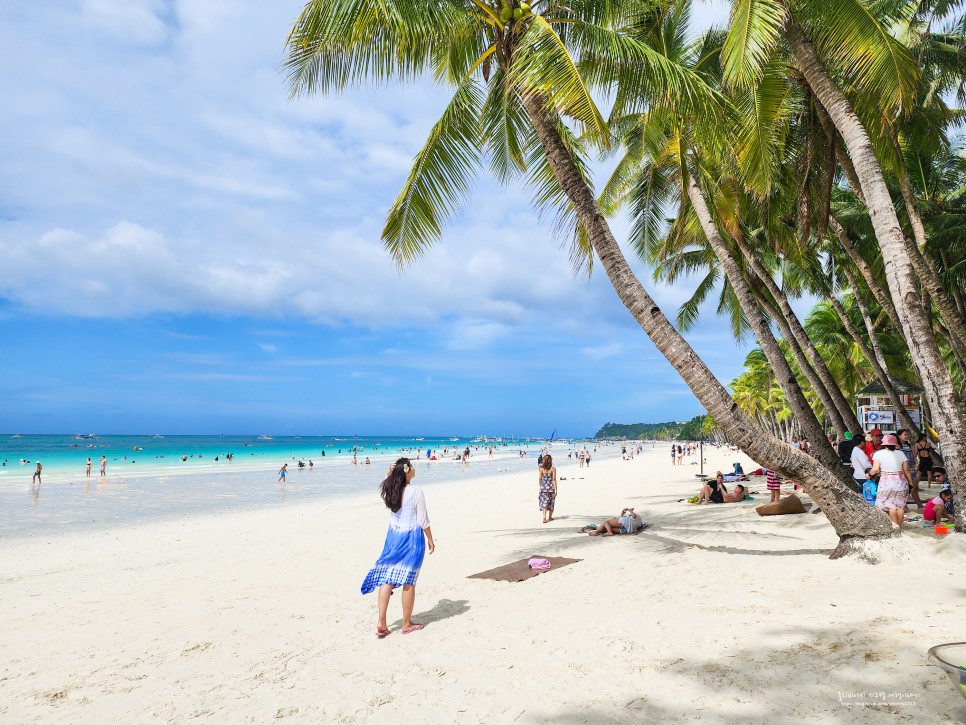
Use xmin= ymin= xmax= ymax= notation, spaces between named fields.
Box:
xmin=402 ymin=624 xmax=425 ymax=635
xmin=376 ymin=627 xmax=391 ymax=639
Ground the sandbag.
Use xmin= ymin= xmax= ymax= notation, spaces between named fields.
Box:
xmin=756 ymin=494 xmax=807 ymax=516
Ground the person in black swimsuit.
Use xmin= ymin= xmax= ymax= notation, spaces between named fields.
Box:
xmin=914 ymin=433 xmax=934 ymax=486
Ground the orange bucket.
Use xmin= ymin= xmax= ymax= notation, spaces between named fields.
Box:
xmin=935 ymin=526 xmax=950 ymax=534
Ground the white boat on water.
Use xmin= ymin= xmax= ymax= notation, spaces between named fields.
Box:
xmin=257 ymin=435 xmax=274 ymax=440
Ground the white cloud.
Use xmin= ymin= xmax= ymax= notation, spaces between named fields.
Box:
xmin=582 ymin=342 xmax=624 ymax=360
xmin=445 ymin=320 xmax=510 ymax=351
xmin=0 ymin=0 xmax=743 ymax=370
xmin=79 ymin=0 xmax=171 ymax=45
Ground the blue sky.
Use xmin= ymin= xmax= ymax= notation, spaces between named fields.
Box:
xmin=0 ymin=0 xmax=743 ymax=438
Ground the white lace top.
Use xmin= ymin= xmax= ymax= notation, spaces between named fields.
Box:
xmin=389 ymin=485 xmax=430 ymax=530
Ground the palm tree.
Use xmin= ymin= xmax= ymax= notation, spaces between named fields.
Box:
xmin=284 ymin=0 xmax=896 ymax=552
xmin=601 ymin=18 xmax=859 ymax=468
xmin=803 ymin=301 xmax=871 ymax=402
xmin=721 ymin=0 xmax=966 ymax=531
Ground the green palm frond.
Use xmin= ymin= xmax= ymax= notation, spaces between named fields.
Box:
xmin=660 ymin=0 xmax=694 ymax=61
xmin=628 ymin=162 xmax=678 ymax=261
xmin=597 ymin=136 xmax=647 ymax=215
xmin=510 ymin=16 xmax=610 ymax=147
xmin=693 ymin=28 xmax=727 ymax=79
xmin=676 ymin=268 xmax=720 ymax=331
xmin=382 ymin=78 xmax=485 ymax=266
xmin=732 ymin=56 xmax=792 ymax=197
xmin=721 ymin=0 xmax=786 ymax=89
xmin=718 ymin=278 xmax=753 ymax=342
xmin=797 ymin=0 xmax=920 ymax=116
xmin=524 ymin=117 xmax=596 ymax=273
xmin=577 ymin=20 xmax=730 ymax=128
xmin=653 ymin=246 xmax=716 ymax=284
xmin=599 ymin=109 xmax=675 ymax=214
xmin=434 ymin=15 xmax=491 ymax=84
xmin=284 ymin=0 xmax=462 ymax=96
xmin=480 ymin=66 xmax=529 ymax=184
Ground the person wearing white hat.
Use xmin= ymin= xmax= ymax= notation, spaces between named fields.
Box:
xmin=869 ymin=434 xmax=916 ymax=525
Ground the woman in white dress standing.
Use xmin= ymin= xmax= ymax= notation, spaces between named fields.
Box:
xmin=361 ymin=458 xmax=435 ymax=637
xmin=869 ymin=434 xmax=915 ymax=526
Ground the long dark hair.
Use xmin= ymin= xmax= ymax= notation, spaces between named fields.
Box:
xmin=381 ymin=457 xmax=411 ymax=513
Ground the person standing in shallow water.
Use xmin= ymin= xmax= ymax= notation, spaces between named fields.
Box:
xmin=86 ymin=458 xmax=92 ymax=478
xmin=361 ymin=458 xmax=434 ymax=638
xmin=538 ymin=454 xmax=557 ymax=524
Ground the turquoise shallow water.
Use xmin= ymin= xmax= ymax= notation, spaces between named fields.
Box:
xmin=0 ymin=434 xmax=599 ymax=539
xmin=0 ymin=434 xmax=524 ymax=479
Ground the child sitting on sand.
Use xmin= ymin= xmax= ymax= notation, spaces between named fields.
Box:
xmin=923 ymin=488 xmax=954 ymax=526
xmin=579 ymin=508 xmax=645 ymax=536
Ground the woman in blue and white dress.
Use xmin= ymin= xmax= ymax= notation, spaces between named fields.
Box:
xmin=361 ymin=458 xmax=435 ymax=638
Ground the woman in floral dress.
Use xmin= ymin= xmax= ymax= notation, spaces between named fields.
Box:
xmin=538 ymin=454 xmax=557 ymax=524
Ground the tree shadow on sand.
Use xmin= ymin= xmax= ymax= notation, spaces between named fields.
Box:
xmin=519 ymin=621 xmax=964 ymax=724
xmin=477 ymin=508 xmax=836 ymax=559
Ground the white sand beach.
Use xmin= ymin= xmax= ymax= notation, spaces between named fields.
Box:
xmin=1 ymin=446 xmax=963 ymax=723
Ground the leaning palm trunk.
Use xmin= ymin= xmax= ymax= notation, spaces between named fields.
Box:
xmin=520 ymin=93 xmax=895 ymax=554
xmin=686 ymin=178 xmax=849 ymax=475
xmin=897 ymin=173 xmax=966 ymax=362
xmin=733 ymin=233 xmax=860 ymax=434
xmin=828 ymin=216 xmax=904 ymax=337
xmin=841 ymin=266 xmax=891 ymax=374
xmin=943 ymin=250 xmax=966 ymax=319
xmin=826 ymin=273 xmax=921 ymax=437
xmin=787 ymin=20 xmax=966 ymax=533
xmin=757 ymin=289 xmax=849 ymax=438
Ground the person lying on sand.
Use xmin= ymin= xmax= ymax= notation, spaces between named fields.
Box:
xmin=580 ymin=508 xmax=645 ymax=536
xmin=692 ymin=474 xmax=748 ymax=504
xmin=719 ymin=484 xmax=748 ymax=503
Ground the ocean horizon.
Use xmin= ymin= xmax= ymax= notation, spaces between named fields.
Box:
xmin=0 ymin=433 xmax=566 ymax=478
xmin=0 ymin=433 xmax=613 ymax=540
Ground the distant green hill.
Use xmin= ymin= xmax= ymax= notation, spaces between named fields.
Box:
xmin=594 ymin=415 xmax=710 ymax=441
xmin=594 ymin=421 xmax=684 ymax=440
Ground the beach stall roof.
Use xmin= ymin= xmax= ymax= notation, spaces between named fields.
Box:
xmin=857 ymin=378 xmax=923 ymax=396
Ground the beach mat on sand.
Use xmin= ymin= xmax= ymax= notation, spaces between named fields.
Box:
xmin=467 ymin=556 xmax=581 ymax=583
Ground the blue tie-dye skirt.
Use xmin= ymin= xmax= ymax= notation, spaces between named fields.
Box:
xmin=360 ymin=525 xmax=426 ymax=594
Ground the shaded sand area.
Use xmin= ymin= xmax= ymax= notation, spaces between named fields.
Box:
xmin=1 ymin=447 xmax=963 ymax=723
